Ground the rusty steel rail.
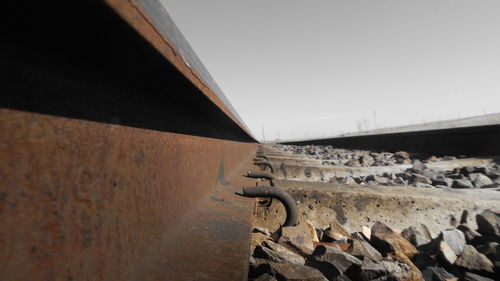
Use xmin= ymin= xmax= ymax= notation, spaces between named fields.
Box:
xmin=0 ymin=1 xmax=260 ymax=280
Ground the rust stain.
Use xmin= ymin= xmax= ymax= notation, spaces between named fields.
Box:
xmin=0 ymin=109 xmax=257 ymax=280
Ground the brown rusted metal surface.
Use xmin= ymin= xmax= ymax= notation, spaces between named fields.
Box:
xmin=1 ymin=0 xmax=259 ymax=279
xmin=0 ymin=109 xmax=256 ymax=280
xmin=102 ymin=0 xmax=253 ymax=138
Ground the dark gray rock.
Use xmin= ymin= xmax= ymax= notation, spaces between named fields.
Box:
xmin=411 ymin=253 xmax=437 ymax=269
xmin=331 ymin=275 xmax=351 ymax=281
xmin=431 ymin=175 xmax=454 ymax=187
xmin=249 ymin=258 xmax=273 ymax=280
xmin=254 ymin=241 xmax=306 ymax=265
xmin=398 ymin=172 xmax=413 ymax=181
xmin=474 ymin=166 xmax=492 ymax=175
xmin=255 ymin=273 xmax=278 ymax=281
xmin=350 ymin=233 xmax=383 ymax=262
xmin=457 ymin=224 xmax=482 ymax=243
xmin=432 ymin=267 xmax=455 ymax=281
xmin=310 ymin=245 xmax=362 ymax=274
xmin=455 ymin=245 xmax=494 ymax=273
xmin=470 ymin=173 xmax=494 ymax=188
xmin=421 ymin=266 xmax=455 ymax=281
xmin=476 ymin=209 xmax=500 ymax=236
xmin=354 ymin=177 xmax=365 ymax=185
xmin=359 ymin=258 xmax=388 ymax=281
xmin=481 ymin=183 xmax=500 ymax=189
xmin=359 ymin=257 xmax=413 ymax=281
xmin=269 ymin=262 xmax=327 ymax=281
xmin=365 ymin=175 xmax=387 ymax=184
xmin=393 ymin=177 xmax=407 ymax=186
xmin=449 ymin=173 xmax=466 ymax=180
xmin=475 ymin=242 xmax=499 ymax=265
xmin=365 ymin=277 xmax=398 ymax=281
xmin=401 ymin=226 xmax=430 ymax=248
xmin=460 ymin=166 xmax=476 ymax=176
xmin=305 ymin=259 xmax=340 ymax=280
xmin=464 ymin=272 xmax=494 ymax=281
xmin=487 ymin=170 xmax=500 ymax=180
xmin=452 ymin=178 xmax=474 ymax=188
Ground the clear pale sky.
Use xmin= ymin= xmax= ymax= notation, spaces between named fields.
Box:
xmin=162 ymin=0 xmax=500 ymax=141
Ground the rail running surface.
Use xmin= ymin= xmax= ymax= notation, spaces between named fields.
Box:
xmin=0 ymin=1 xmax=257 ymax=280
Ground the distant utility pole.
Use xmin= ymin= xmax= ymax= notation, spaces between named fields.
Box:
xmin=277 ymin=129 xmax=281 ymax=141
xmin=373 ymin=110 xmax=377 ymax=129
xmin=363 ymin=119 xmax=369 ymax=131
xmin=261 ymin=125 xmax=265 ymax=142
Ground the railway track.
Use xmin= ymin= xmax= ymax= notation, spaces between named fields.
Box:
xmin=1 ymin=1 xmax=499 ymax=280
xmin=284 ymin=124 xmax=500 ymax=157
xmin=248 ymin=145 xmax=500 ymax=281
xmin=0 ymin=1 xmax=259 ymax=280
